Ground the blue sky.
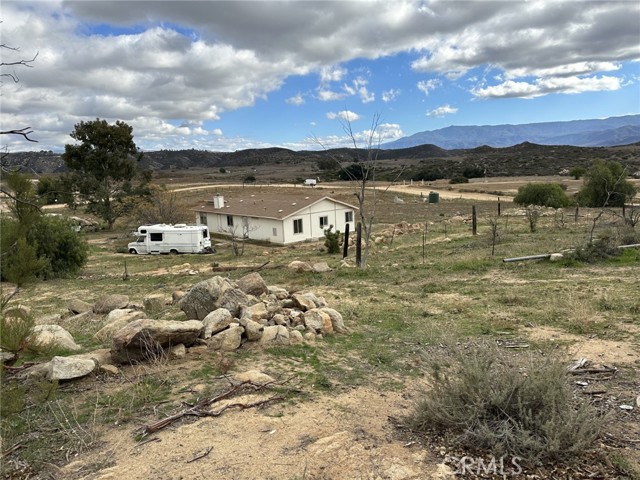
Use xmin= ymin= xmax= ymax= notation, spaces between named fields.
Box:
xmin=2 ymin=1 xmax=639 ymax=152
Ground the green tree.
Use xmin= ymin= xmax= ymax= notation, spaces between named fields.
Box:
xmin=569 ymin=166 xmax=587 ymax=180
xmin=62 ymin=119 xmax=145 ymax=229
xmin=576 ymin=160 xmax=636 ymax=208
xmin=513 ymin=183 xmax=573 ymax=208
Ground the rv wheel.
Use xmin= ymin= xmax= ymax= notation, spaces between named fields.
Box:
xmin=169 ymin=249 xmax=179 ymax=255
xmin=129 ymin=248 xmax=138 ymax=254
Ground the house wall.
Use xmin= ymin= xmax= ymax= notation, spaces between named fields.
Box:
xmin=198 ymin=213 xmax=286 ymax=244
xmin=196 ymin=198 xmax=356 ymax=246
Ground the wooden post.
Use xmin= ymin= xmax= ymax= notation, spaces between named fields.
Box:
xmin=472 ymin=205 xmax=477 ymax=235
xmin=497 ymin=197 xmax=501 ymax=216
xmin=574 ymin=206 xmax=579 ymax=223
xmin=342 ymin=223 xmax=350 ymax=258
xmin=422 ymin=231 xmax=426 ymax=264
xmin=355 ymin=222 xmax=362 ymax=268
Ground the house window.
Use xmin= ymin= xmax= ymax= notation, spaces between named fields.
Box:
xmin=293 ymin=218 xmax=303 ymax=234
xmin=272 ymin=227 xmax=277 ymax=237
xmin=319 ymin=216 xmax=329 ymax=228
xmin=226 ymin=215 xmax=234 ymax=227
xmin=345 ymin=211 xmax=354 ymax=223
xmin=150 ymin=233 xmax=163 ymax=242
xmin=199 ymin=214 xmax=207 ymax=226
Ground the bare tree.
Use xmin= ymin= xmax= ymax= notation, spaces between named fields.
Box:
xmin=1 ymin=30 xmax=38 ymax=143
xmin=219 ymin=220 xmax=258 ymax=256
xmin=317 ymin=113 xmax=404 ymax=269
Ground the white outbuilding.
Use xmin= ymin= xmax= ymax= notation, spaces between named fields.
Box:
xmin=193 ymin=193 xmax=357 ymax=245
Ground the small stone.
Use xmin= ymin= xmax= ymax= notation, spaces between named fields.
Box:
xmin=169 ymin=344 xmax=187 ymax=359
xmin=100 ymin=364 xmax=119 ymax=375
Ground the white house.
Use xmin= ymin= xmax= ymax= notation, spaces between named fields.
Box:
xmin=192 ymin=193 xmax=358 ymax=245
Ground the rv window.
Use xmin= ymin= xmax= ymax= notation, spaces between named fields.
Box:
xmin=136 ymin=235 xmax=145 ymax=243
xmin=140 ymin=229 xmax=147 ymax=234
xmin=202 ymin=229 xmax=208 ymax=238
xmin=150 ymin=233 xmax=163 ymax=242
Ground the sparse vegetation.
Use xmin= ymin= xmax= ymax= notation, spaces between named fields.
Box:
xmin=513 ymin=182 xmax=573 ymax=208
xmin=405 ymin=344 xmax=605 ymax=467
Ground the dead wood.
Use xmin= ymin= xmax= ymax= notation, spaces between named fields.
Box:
xmin=136 ymin=377 xmax=294 ymax=438
xmin=186 ymin=446 xmax=213 ymax=463
xmin=567 ymin=367 xmax=618 ymax=375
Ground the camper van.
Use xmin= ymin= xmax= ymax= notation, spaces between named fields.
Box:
xmin=128 ymin=224 xmax=213 ymax=254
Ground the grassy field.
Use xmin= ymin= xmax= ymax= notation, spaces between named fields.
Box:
xmin=2 ymin=183 xmax=640 ymax=479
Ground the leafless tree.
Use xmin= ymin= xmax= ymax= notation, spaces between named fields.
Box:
xmin=316 ymin=113 xmax=404 ymax=269
xmin=1 ymin=30 xmax=38 ymax=143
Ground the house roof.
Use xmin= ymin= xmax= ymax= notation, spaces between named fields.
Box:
xmin=192 ymin=193 xmax=358 ymax=221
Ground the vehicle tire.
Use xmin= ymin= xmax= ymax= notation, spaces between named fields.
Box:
xmin=129 ymin=248 xmax=138 ymax=254
xmin=169 ymin=249 xmax=179 ymax=255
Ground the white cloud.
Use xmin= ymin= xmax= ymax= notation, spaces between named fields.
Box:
xmin=473 ymin=75 xmax=622 ymax=99
xmin=286 ymin=93 xmax=305 ymax=106
xmin=382 ymin=89 xmax=401 ymax=102
xmin=320 ymin=65 xmax=348 ymax=83
xmin=427 ymin=105 xmax=458 ymax=117
xmin=417 ymin=79 xmax=441 ymax=95
xmin=317 ymin=89 xmax=346 ymax=101
xmin=326 ymin=110 xmax=361 ymax=122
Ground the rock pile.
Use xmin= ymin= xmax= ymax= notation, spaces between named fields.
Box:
xmin=10 ymin=272 xmax=346 ymax=380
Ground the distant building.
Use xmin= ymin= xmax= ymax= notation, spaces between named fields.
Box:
xmin=192 ymin=193 xmax=357 ymax=245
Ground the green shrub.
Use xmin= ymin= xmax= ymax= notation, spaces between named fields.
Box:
xmin=0 ymin=234 xmax=47 ymax=285
xmin=569 ymin=166 xmax=587 ymax=180
xmin=404 ymin=345 xmax=604 ymax=467
xmin=30 ymin=216 xmax=89 ymax=279
xmin=323 ymin=225 xmax=341 ymax=254
xmin=462 ymin=165 xmax=485 ymax=179
xmin=449 ymin=176 xmax=469 ymax=184
xmin=514 ymin=183 xmax=573 ymax=208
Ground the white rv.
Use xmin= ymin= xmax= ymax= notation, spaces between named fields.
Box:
xmin=128 ymin=224 xmax=213 ymax=254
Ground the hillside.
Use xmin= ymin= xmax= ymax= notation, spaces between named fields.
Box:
xmin=4 ymin=142 xmax=640 ymax=180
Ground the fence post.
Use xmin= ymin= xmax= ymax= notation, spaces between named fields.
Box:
xmin=472 ymin=205 xmax=477 ymax=235
xmin=355 ymin=222 xmax=362 ymax=268
xmin=342 ymin=223 xmax=350 ymax=258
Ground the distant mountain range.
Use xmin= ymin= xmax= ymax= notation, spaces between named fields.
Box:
xmin=382 ymin=115 xmax=640 ymax=149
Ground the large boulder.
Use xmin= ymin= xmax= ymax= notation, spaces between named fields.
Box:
xmin=180 ymin=277 xmax=234 ymax=320
xmin=259 ymin=325 xmax=290 ymax=346
xmin=94 ymin=309 xmax=147 ymax=342
xmin=240 ymin=302 xmax=268 ymax=322
xmin=218 ymin=288 xmax=252 ymax=317
xmin=47 ymin=356 xmax=96 ymax=381
xmin=111 ymin=319 xmax=204 ymax=364
xmin=236 ymin=272 xmax=269 ymax=297
xmin=320 ymin=307 xmax=347 ymax=333
xmin=292 ymin=293 xmax=316 ymax=312
xmin=242 ymin=319 xmax=264 ymax=341
xmin=208 ymin=324 xmax=244 ymax=351
xmin=202 ymin=308 xmax=234 ymax=339
xmin=94 ymin=294 xmax=130 ymax=314
xmin=287 ymin=261 xmax=313 ymax=273
xmin=31 ymin=325 xmax=81 ymax=351
xmin=68 ymin=299 xmax=92 ymax=315
xmin=304 ymin=309 xmax=333 ymax=335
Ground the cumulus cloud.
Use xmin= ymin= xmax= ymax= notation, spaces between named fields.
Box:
xmin=417 ymin=79 xmax=441 ymax=96
xmin=473 ymin=75 xmax=622 ymax=99
xmin=382 ymin=89 xmax=401 ymax=102
xmin=427 ymin=105 xmax=458 ymax=117
xmin=326 ymin=110 xmax=361 ymax=122
xmin=286 ymin=93 xmax=305 ymax=106
xmin=2 ymin=0 xmax=638 ymax=151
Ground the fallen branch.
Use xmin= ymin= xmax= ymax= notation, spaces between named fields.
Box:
xmin=136 ymin=377 xmax=293 ymax=438
xmin=568 ymin=367 xmax=617 ymax=375
xmin=186 ymin=446 xmax=213 ymax=463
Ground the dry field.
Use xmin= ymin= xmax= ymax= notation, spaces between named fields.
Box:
xmin=2 ymin=178 xmax=640 ymax=480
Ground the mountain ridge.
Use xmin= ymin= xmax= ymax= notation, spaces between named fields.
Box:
xmin=382 ymin=115 xmax=640 ymax=149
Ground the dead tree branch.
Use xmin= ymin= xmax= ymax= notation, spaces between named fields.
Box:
xmin=0 ymin=127 xmax=38 ymax=143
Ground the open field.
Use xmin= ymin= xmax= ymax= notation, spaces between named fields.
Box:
xmin=2 ymin=180 xmax=640 ymax=479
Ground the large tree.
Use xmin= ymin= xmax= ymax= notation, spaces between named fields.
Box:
xmin=576 ymin=159 xmax=636 ymax=208
xmin=62 ymin=118 xmax=146 ymax=229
